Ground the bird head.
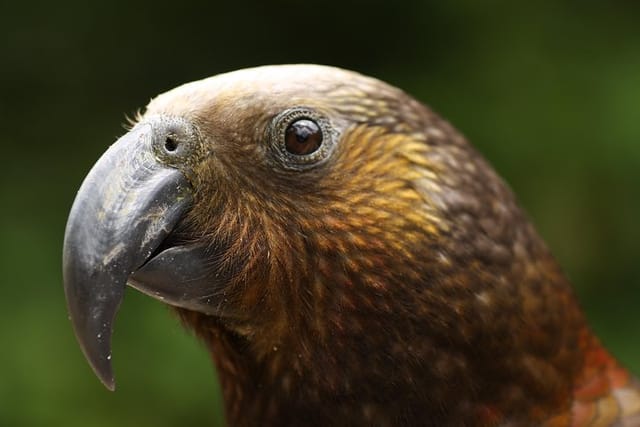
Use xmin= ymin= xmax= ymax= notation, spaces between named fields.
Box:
xmin=63 ymin=65 xmax=586 ymax=423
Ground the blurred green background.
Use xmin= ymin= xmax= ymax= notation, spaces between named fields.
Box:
xmin=1 ymin=0 xmax=639 ymax=425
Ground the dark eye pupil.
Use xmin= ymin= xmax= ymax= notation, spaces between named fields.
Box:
xmin=285 ymin=119 xmax=322 ymax=155
xmin=164 ymin=136 xmax=178 ymax=152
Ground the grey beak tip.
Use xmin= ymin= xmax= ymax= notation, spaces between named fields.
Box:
xmin=67 ymin=306 xmax=119 ymax=392
xmin=88 ymin=357 xmax=115 ymax=391
xmin=86 ymin=348 xmax=116 ymax=391
xmin=102 ymin=373 xmax=116 ymax=391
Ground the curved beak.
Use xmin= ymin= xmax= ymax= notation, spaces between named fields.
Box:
xmin=63 ymin=123 xmax=192 ymax=390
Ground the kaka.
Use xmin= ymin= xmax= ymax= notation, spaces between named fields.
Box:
xmin=63 ymin=65 xmax=640 ymax=426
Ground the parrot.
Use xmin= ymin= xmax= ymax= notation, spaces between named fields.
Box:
xmin=62 ymin=65 xmax=640 ymax=426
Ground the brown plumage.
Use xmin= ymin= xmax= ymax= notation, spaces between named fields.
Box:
xmin=63 ymin=65 xmax=640 ymax=426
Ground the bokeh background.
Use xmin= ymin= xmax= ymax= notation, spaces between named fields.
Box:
xmin=1 ymin=1 xmax=639 ymax=426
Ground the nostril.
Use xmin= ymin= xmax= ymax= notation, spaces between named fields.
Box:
xmin=164 ymin=136 xmax=178 ymax=152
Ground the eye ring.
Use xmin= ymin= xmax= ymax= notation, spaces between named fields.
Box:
xmin=270 ymin=107 xmax=337 ymax=170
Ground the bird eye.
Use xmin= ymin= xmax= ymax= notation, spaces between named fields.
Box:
xmin=164 ymin=136 xmax=179 ymax=152
xmin=270 ymin=107 xmax=337 ymax=171
xmin=285 ymin=119 xmax=322 ymax=155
